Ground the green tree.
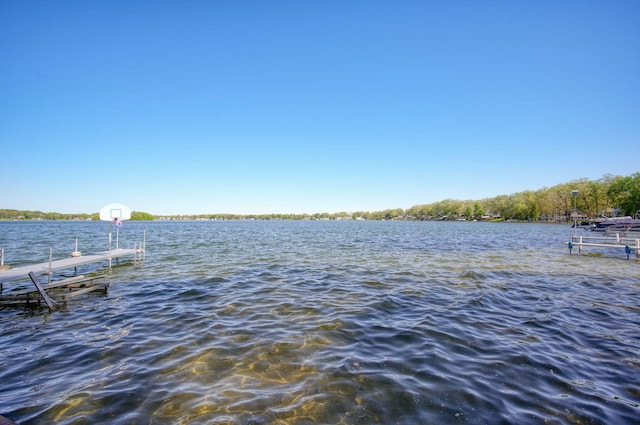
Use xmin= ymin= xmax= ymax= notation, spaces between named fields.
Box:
xmin=131 ymin=211 xmax=155 ymax=220
xmin=473 ymin=202 xmax=486 ymax=219
xmin=607 ymin=173 xmax=640 ymax=216
xmin=464 ymin=205 xmax=473 ymax=219
xmin=506 ymin=195 xmax=528 ymax=220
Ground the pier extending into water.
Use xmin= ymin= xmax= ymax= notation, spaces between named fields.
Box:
xmin=0 ymin=234 xmax=145 ymax=310
xmin=568 ymin=232 xmax=640 ymax=260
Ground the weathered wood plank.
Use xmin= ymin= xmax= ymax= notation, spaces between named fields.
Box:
xmin=0 ymin=293 xmax=38 ymax=302
xmin=60 ymin=283 xmax=109 ymax=299
xmin=43 ymin=275 xmax=104 ymax=290
xmin=28 ymin=272 xmax=58 ymax=310
xmin=12 ymin=276 xmax=107 ymax=294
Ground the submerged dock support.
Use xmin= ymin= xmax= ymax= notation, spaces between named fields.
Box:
xmin=28 ymin=271 xmax=58 ymax=311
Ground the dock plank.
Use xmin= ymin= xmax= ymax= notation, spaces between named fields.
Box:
xmin=59 ymin=283 xmax=109 ymax=299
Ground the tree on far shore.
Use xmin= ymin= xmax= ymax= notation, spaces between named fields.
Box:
xmin=607 ymin=172 xmax=640 ymax=217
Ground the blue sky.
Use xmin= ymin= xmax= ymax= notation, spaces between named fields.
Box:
xmin=1 ymin=1 xmax=638 ymax=215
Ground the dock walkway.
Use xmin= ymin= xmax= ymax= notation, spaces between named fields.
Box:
xmin=568 ymin=233 xmax=640 ymax=259
xmin=0 ymin=248 xmax=143 ymax=285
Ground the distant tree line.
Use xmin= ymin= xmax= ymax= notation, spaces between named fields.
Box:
xmin=1 ymin=172 xmax=638 ymax=222
xmin=403 ymin=172 xmax=640 ymax=222
xmin=157 ymin=172 xmax=640 ymax=222
xmin=0 ymin=210 xmax=95 ymax=220
xmin=0 ymin=210 xmax=154 ymax=221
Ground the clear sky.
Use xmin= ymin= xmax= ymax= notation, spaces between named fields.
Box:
xmin=1 ymin=1 xmax=638 ymax=215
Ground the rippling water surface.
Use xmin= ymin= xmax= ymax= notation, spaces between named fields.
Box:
xmin=1 ymin=220 xmax=638 ymax=424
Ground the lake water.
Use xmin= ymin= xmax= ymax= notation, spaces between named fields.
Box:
xmin=0 ymin=220 xmax=638 ymax=424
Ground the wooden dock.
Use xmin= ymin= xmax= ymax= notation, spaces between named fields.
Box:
xmin=0 ymin=246 xmax=145 ymax=310
xmin=568 ymin=233 xmax=640 ymax=259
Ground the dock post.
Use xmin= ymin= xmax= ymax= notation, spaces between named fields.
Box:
xmin=108 ymin=232 xmax=112 ymax=269
xmin=1 ymin=248 xmax=4 ymax=292
xmin=48 ymin=247 xmax=53 ymax=283
xmin=578 ymin=236 xmax=583 ymax=254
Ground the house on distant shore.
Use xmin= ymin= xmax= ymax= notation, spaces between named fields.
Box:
xmin=570 ymin=211 xmax=588 ymax=221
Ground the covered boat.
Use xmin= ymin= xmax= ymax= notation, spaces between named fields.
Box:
xmin=591 ymin=216 xmax=640 ymax=232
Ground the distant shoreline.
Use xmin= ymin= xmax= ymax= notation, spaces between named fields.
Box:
xmin=0 ymin=216 xmax=572 ymax=224
xmin=2 ymin=171 xmax=638 ymax=222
